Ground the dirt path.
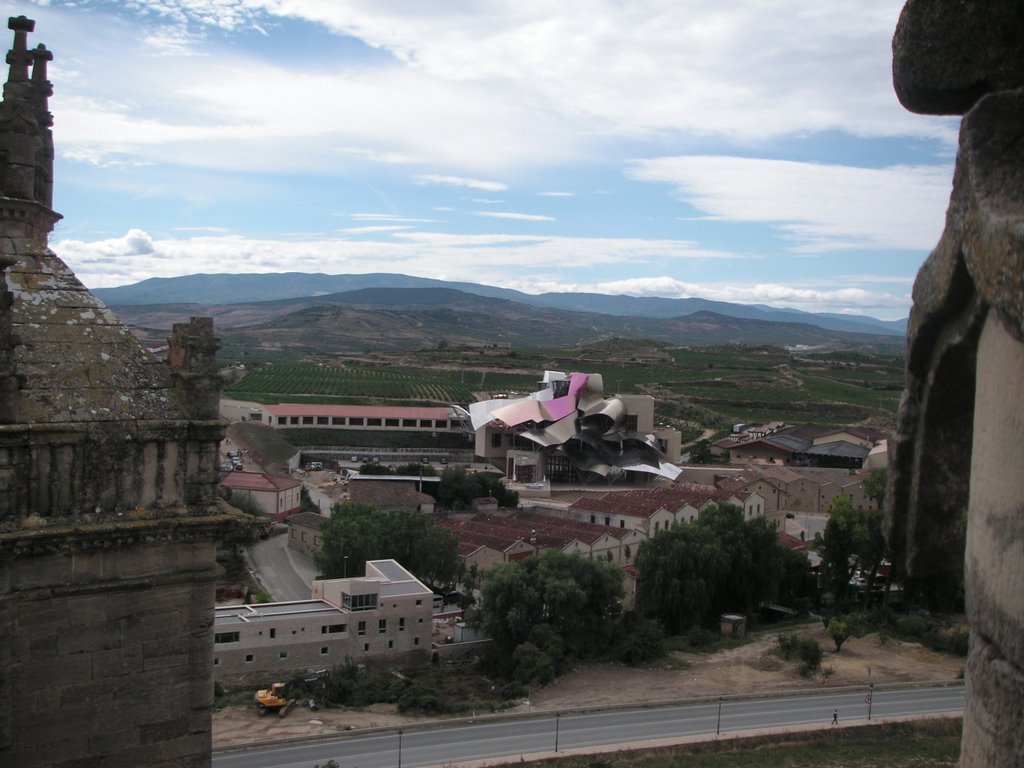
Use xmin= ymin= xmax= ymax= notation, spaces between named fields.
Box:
xmin=212 ymin=624 xmax=964 ymax=749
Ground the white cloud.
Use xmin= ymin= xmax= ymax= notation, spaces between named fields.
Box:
xmin=474 ymin=212 xmax=555 ymax=222
xmin=539 ymin=191 xmax=574 ymax=197
xmin=628 ymin=156 xmax=952 ymax=252
xmin=338 ymin=225 xmax=413 ymax=234
xmin=414 ymin=175 xmax=508 ymax=192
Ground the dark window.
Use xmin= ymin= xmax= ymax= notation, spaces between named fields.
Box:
xmin=269 ymin=628 xmax=276 ymax=639
xmin=321 ymin=647 xmax=329 ymax=655
xmin=491 ymin=433 xmax=502 ymax=448
xmin=363 ymin=643 xmax=369 ymax=652
xmin=414 ymin=637 xmax=420 ymax=646
xmin=399 ymin=617 xmax=405 ymax=631
xmin=344 ymin=593 xmax=378 ymax=611
xmin=214 ymin=632 xmax=239 ymax=644
xmin=367 ymin=418 xmax=381 ymax=426
xmin=302 ymin=416 xmax=314 ymax=425
xmin=321 ymin=624 xmax=347 ymax=634
xmin=278 ymin=651 xmax=288 ymax=659
xmin=378 ymin=619 xmax=387 ymax=634
xmin=317 ymin=416 xmax=328 ymax=425
xmin=403 ymin=419 xmax=417 ymax=428
xmin=418 ymin=420 xmax=432 ymax=428
xmin=351 ymin=417 xmax=365 ymax=426
xmin=290 ymin=416 xmax=299 ymax=425
xmin=434 ymin=420 xmax=448 ymax=429
xmin=357 ymin=621 xmax=367 ymax=636
xmin=332 ymin=417 xmax=345 ymax=425
xmin=388 ymin=640 xmax=394 ymax=649
xmin=604 ymin=516 xmax=610 ymax=526
xmin=590 ymin=514 xmax=596 ymax=524
xmin=385 ymin=418 xmax=399 ymax=427
xmin=245 ymin=654 xmax=254 ymax=663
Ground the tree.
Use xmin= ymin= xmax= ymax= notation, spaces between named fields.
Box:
xmin=827 ymin=616 xmax=851 ymax=652
xmin=814 ymin=494 xmax=888 ymax=611
xmin=437 ymin=467 xmax=518 ymax=511
xmin=634 ymin=522 xmax=730 ymax=633
xmin=634 ymin=503 xmax=787 ymax=633
xmin=316 ymin=502 xmax=461 ymax=589
xmin=689 ymin=439 xmax=714 ymax=464
xmin=479 ymin=550 xmax=623 ymax=672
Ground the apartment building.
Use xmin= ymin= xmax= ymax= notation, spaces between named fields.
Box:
xmin=213 ymin=560 xmax=433 ymax=686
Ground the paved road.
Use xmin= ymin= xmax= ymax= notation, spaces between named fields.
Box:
xmin=247 ymin=533 xmax=318 ymax=602
xmin=213 ymin=684 xmax=964 ymax=768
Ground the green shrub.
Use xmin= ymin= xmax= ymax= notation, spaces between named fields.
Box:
xmin=896 ymin=614 xmax=930 ymax=639
xmin=798 ymin=639 xmax=823 ymax=675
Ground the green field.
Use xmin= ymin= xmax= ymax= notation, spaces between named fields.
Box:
xmin=223 ymin=342 xmax=905 ymax=434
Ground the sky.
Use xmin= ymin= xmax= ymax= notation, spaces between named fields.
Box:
xmin=18 ymin=0 xmax=959 ymax=320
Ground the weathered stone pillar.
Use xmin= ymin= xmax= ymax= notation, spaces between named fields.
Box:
xmin=886 ymin=2 xmax=1024 ymax=765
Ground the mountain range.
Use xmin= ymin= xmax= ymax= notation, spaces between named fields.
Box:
xmin=94 ymin=272 xmax=908 ymax=354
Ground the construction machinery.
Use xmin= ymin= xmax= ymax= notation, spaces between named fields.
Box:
xmin=253 ymin=669 xmax=327 ymax=717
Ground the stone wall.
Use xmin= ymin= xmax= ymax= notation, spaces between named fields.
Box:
xmin=1 ymin=539 xmax=222 ymax=768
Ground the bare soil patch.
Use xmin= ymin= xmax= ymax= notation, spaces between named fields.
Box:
xmin=212 ymin=623 xmax=964 ymax=749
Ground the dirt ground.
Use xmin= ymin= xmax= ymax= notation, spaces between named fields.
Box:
xmin=212 ymin=623 xmax=964 ymax=749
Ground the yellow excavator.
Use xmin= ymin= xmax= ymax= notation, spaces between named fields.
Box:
xmin=253 ymin=669 xmax=328 ymax=717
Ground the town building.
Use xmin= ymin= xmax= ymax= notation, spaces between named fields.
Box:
xmin=220 ymin=469 xmax=302 ymax=520
xmin=257 ymin=403 xmax=461 ymax=433
xmin=213 ymin=560 xmax=433 ymax=687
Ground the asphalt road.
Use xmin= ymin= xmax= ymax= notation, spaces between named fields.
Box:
xmin=213 ymin=684 xmax=964 ymax=768
xmin=247 ymin=533 xmax=318 ymax=602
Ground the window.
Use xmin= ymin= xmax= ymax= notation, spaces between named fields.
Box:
xmin=388 ymin=640 xmax=394 ymax=649
xmin=385 ymin=418 xmax=399 ymax=427
xmin=399 ymin=617 xmax=405 ymax=632
xmin=332 ymin=417 xmax=345 ymax=425
xmin=279 ymin=651 xmax=288 ymax=659
xmin=418 ymin=420 xmax=432 ymax=428
xmin=357 ymin=621 xmax=367 ymax=636
xmin=269 ymin=628 xmax=276 ymax=639
xmin=604 ymin=516 xmax=610 ymax=526
xmin=322 ymin=624 xmax=347 ymax=634
xmin=403 ymin=419 xmax=417 ymax=428
xmin=214 ymin=657 xmax=219 ymax=666
xmin=491 ymin=433 xmax=503 ymax=448
xmin=415 ymin=599 xmax=422 ymax=606
xmin=214 ymin=632 xmax=239 ymax=644
xmin=289 ymin=416 xmax=299 ymax=425
xmin=350 ymin=417 xmax=365 ymax=426
xmin=363 ymin=643 xmax=369 ymax=652
xmin=378 ymin=619 xmax=387 ymax=634
xmin=367 ymin=418 xmax=381 ymax=426
xmin=343 ymin=592 xmax=378 ymax=611
xmin=321 ymin=647 xmax=329 ymax=655
xmin=317 ymin=416 xmax=328 ymax=425
xmin=619 ymin=520 xmax=625 ymax=528
xmin=245 ymin=654 xmax=254 ymax=663
xmin=625 ymin=415 xmax=638 ymax=431
xmin=434 ymin=420 xmax=448 ymax=429
xmin=414 ymin=637 xmax=420 ymax=646
xmin=302 ymin=416 xmax=314 ymax=425
xmin=590 ymin=514 xmax=595 ymax=524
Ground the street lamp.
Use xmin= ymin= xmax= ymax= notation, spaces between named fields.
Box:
xmin=397 ymin=728 xmax=403 ymax=768
xmin=555 ymin=712 xmax=561 ymax=752
xmin=716 ymin=696 xmax=723 ymax=735
xmin=343 ymin=555 xmax=349 ymax=579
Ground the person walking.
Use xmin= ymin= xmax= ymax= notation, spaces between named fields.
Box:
xmin=832 ymin=709 xmax=839 ymax=725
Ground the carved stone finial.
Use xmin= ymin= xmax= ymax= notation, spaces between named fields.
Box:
xmin=5 ymin=16 xmax=34 ymax=85
xmin=167 ymin=317 xmax=224 ymax=420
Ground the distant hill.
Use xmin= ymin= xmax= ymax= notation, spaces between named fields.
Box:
xmin=108 ymin=285 xmax=905 ymax=356
xmin=93 ymin=272 xmax=907 ymax=337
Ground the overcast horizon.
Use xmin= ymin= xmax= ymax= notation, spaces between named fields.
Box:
xmin=22 ymin=1 xmax=958 ymax=321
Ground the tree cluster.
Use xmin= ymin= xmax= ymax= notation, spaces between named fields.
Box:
xmin=315 ymin=501 xmax=461 ymax=590
xmin=436 ymin=467 xmax=518 ymax=510
xmin=358 ymin=461 xmax=437 ymax=477
xmin=478 ymin=550 xmax=662 ymax=683
xmin=635 ymin=503 xmax=814 ymax=633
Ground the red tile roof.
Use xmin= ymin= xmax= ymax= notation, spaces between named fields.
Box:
xmin=441 ymin=510 xmax=629 ymax=553
xmin=567 ymin=483 xmax=741 ymax=518
xmin=219 ymin=470 xmax=301 ymax=492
